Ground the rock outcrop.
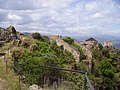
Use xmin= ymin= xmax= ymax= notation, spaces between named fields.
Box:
xmin=50 ymin=35 xmax=80 ymax=63
xmin=84 ymin=37 xmax=99 ymax=49
xmin=0 ymin=26 xmax=17 ymax=42
xmin=75 ymin=41 xmax=93 ymax=71
xmin=6 ymin=25 xmax=16 ymax=34
xmin=29 ymin=84 xmax=42 ymax=90
xmin=103 ymin=41 xmax=113 ymax=48
xmin=0 ymin=41 xmax=4 ymax=47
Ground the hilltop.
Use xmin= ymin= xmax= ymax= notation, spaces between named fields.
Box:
xmin=0 ymin=26 xmax=120 ymax=90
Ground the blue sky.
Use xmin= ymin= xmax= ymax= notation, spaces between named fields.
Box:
xmin=0 ymin=0 xmax=120 ymax=36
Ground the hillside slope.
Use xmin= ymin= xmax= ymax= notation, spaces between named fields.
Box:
xmin=0 ymin=55 xmax=28 ymax=90
xmin=0 ymin=26 xmax=120 ymax=90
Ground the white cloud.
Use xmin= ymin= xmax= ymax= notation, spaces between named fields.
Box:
xmin=92 ymin=13 xmax=103 ymax=18
xmin=32 ymin=0 xmax=73 ymax=9
xmin=30 ymin=13 xmax=41 ymax=21
xmin=0 ymin=0 xmax=120 ymax=36
xmin=85 ymin=1 xmax=97 ymax=12
xmin=8 ymin=13 xmax=22 ymax=21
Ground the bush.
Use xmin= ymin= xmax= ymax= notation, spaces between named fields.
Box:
xmin=63 ymin=37 xmax=74 ymax=45
xmin=32 ymin=32 xmax=42 ymax=40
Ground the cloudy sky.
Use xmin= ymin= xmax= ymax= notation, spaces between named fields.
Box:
xmin=0 ymin=0 xmax=120 ymax=36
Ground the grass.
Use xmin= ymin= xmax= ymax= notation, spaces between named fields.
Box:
xmin=0 ymin=57 xmax=28 ymax=90
xmin=0 ymin=43 xmax=11 ymax=53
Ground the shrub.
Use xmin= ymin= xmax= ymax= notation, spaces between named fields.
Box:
xmin=32 ymin=32 xmax=42 ymax=40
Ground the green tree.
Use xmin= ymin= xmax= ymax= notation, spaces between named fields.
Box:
xmin=99 ymin=59 xmax=117 ymax=90
xmin=92 ymin=48 xmax=103 ymax=61
xmin=18 ymin=50 xmax=61 ymax=85
xmin=63 ymin=37 xmax=74 ymax=45
xmin=98 ymin=43 xmax=103 ymax=50
xmin=32 ymin=32 xmax=42 ymax=40
xmin=42 ymin=36 xmax=49 ymax=42
xmin=102 ymin=48 xmax=110 ymax=58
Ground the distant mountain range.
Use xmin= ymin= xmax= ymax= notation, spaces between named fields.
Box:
xmin=112 ymin=40 xmax=120 ymax=49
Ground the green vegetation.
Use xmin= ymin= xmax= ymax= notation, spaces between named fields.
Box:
xmin=0 ymin=58 xmax=28 ymax=90
xmin=73 ymin=43 xmax=86 ymax=60
xmin=9 ymin=36 xmax=85 ymax=89
xmin=32 ymin=32 xmax=43 ymax=40
xmin=91 ymin=47 xmax=120 ymax=90
xmin=63 ymin=37 xmax=74 ymax=45
xmin=100 ymin=59 xmax=117 ymax=89
xmin=0 ymin=26 xmax=120 ymax=89
xmin=63 ymin=37 xmax=86 ymax=60
xmin=0 ymin=43 xmax=11 ymax=53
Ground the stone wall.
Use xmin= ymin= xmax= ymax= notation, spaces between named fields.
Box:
xmin=50 ymin=35 xmax=80 ymax=63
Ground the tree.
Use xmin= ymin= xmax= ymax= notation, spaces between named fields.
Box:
xmin=102 ymin=48 xmax=110 ymax=58
xmin=32 ymin=32 xmax=42 ymax=40
xmin=92 ymin=48 xmax=103 ymax=61
xmin=63 ymin=37 xmax=74 ymax=45
xmin=99 ymin=59 xmax=117 ymax=90
xmin=98 ymin=43 xmax=103 ymax=50
xmin=42 ymin=36 xmax=49 ymax=42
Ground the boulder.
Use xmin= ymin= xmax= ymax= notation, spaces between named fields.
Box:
xmin=0 ymin=30 xmax=10 ymax=40
xmin=29 ymin=84 xmax=42 ymax=90
xmin=0 ymin=41 xmax=4 ymax=47
xmin=30 ymin=44 xmax=38 ymax=51
xmin=29 ymin=84 xmax=38 ymax=90
xmin=7 ymin=25 xmax=16 ymax=34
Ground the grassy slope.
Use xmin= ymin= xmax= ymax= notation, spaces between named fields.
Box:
xmin=0 ymin=58 xmax=28 ymax=90
xmin=0 ymin=43 xmax=11 ymax=54
xmin=0 ymin=43 xmax=28 ymax=90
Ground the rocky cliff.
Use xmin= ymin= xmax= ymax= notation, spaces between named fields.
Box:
xmin=50 ymin=35 xmax=80 ymax=63
xmin=74 ymin=41 xmax=92 ymax=70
